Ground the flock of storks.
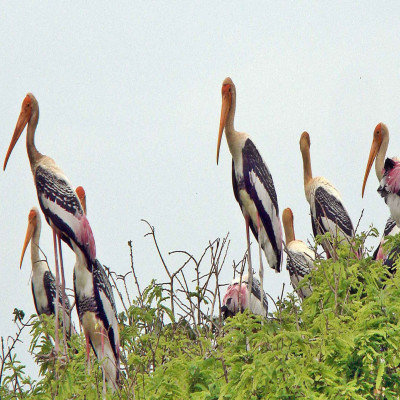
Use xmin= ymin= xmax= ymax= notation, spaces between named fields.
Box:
xmin=3 ymin=78 xmax=399 ymax=392
xmin=219 ymin=77 xmax=399 ymax=320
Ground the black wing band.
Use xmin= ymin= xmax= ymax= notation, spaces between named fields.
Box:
xmin=242 ymin=139 xmax=281 ymax=266
xmin=93 ymin=260 xmax=118 ymax=360
xmin=313 ymin=186 xmax=354 ymax=238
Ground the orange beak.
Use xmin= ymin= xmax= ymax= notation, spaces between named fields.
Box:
xmin=4 ymin=97 xmax=32 ymax=171
xmin=217 ymin=86 xmax=231 ymax=165
xmin=20 ymin=216 xmax=36 ymax=269
xmin=75 ymin=186 xmax=87 ymax=215
xmin=361 ymin=136 xmax=381 ymax=198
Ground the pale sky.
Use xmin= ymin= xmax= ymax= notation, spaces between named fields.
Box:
xmin=1 ymin=2 xmax=400 ymax=378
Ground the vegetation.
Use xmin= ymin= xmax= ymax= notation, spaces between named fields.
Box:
xmin=1 ymin=221 xmax=400 ymax=399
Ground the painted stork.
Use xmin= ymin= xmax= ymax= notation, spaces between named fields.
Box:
xmin=217 ymin=77 xmax=283 ymax=309
xmin=282 ymin=208 xmax=315 ymax=300
xmin=361 ymin=123 xmax=400 ymax=268
xmin=221 ymin=274 xmax=268 ymax=318
xmin=3 ymin=93 xmax=96 ymax=353
xmin=299 ymin=131 xmax=355 ymax=257
xmin=361 ymin=122 xmax=400 ymax=226
xmin=19 ymin=207 xmax=71 ymax=337
xmin=74 ymin=186 xmax=120 ymax=392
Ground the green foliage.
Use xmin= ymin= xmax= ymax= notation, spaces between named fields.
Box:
xmin=3 ymin=230 xmax=400 ymax=399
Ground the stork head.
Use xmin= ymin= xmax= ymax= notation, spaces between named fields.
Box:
xmin=299 ymin=131 xmax=311 ymax=152
xmin=282 ymin=208 xmax=295 ymax=243
xmin=75 ymin=186 xmax=87 ymax=215
xmin=362 ymin=122 xmax=388 ymax=198
xmin=20 ymin=207 xmax=41 ymax=269
xmin=217 ymin=77 xmax=234 ymax=164
xmin=3 ymin=93 xmax=38 ymax=171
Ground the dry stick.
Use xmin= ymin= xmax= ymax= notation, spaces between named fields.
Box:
xmin=169 ymin=250 xmax=206 ymax=325
xmin=142 ymin=219 xmax=175 ymax=317
xmin=238 ymin=254 xmax=247 ymax=314
xmin=275 ymin=283 xmax=286 ymax=324
xmin=179 ymin=270 xmax=199 ymax=331
xmin=175 ymin=286 xmax=219 ymax=334
xmin=217 ymin=237 xmax=230 ymax=276
xmin=211 ymin=242 xmax=226 ymax=334
xmin=208 ymin=239 xmax=221 ymax=329
xmin=128 ymin=240 xmax=143 ymax=307
xmin=203 ymin=236 xmax=230 ymax=298
xmin=169 ymin=250 xmax=203 ymax=323
xmin=354 ymin=209 xmax=364 ymax=236
xmin=176 ymin=266 xmax=217 ymax=336
xmin=121 ymin=272 xmax=132 ymax=306
xmin=108 ymin=271 xmax=130 ymax=316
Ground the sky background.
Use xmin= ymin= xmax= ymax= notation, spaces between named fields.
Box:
xmin=1 ymin=1 xmax=400 ymax=378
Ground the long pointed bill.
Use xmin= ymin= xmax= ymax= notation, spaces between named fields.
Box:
xmin=20 ymin=220 xmax=35 ymax=269
xmin=217 ymin=94 xmax=230 ymax=165
xmin=362 ymin=139 xmax=380 ymax=198
xmin=3 ymin=109 xmax=30 ymax=171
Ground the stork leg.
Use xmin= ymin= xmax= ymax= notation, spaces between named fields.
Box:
xmin=257 ymin=213 xmax=265 ymax=313
xmin=85 ymin=333 xmax=91 ymax=374
xmin=57 ymin=236 xmax=68 ymax=355
xmin=52 ymin=230 xmax=60 ymax=354
xmin=101 ymin=326 xmax=106 ymax=397
xmin=245 ymin=216 xmax=253 ymax=310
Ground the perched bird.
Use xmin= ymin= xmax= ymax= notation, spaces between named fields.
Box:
xmin=221 ymin=274 xmax=268 ymax=318
xmin=20 ymin=207 xmax=71 ymax=337
xmin=3 ymin=94 xmax=96 ymax=353
xmin=299 ymin=131 xmax=355 ymax=257
xmin=361 ymin=123 xmax=400 ymax=267
xmin=73 ymin=186 xmax=120 ymax=392
xmin=282 ymin=208 xmax=315 ymax=300
xmin=216 ymin=77 xmax=283 ymax=308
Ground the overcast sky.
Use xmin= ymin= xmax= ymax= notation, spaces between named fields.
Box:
xmin=1 ymin=2 xmax=400 ymax=378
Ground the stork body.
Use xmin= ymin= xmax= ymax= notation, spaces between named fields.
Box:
xmin=221 ymin=274 xmax=268 ymax=318
xmin=4 ymin=94 xmax=96 ymax=353
xmin=282 ymin=208 xmax=315 ymax=300
xmin=74 ymin=187 xmax=120 ymax=392
xmin=217 ymin=77 xmax=282 ymax=307
xmin=230 ymin=141 xmax=283 ymax=271
xmin=20 ymin=207 xmax=71 ymax=335
xmin=299 ymin=131 xmax=354 ymax=257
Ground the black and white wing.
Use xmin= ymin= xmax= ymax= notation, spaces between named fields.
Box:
xmin=286 ymin=242 xmax=315 ymax=300
xmin=242 ymin=139 xmax=282 ymax=271
xmin=232 ymin=160 xmax=258 ymax=240
xmin=34 ymin=269 xmax=71 ymax=337
xmin=312 ymin=185 xmax=354 ymax=239
xmin=35 ymin=165 xmax=96 ymax=263
xmin=286 ymin=251 xmax=314 ymax=280
xmin=242 ymin=276 xmax=268 ymax=316
xmin=93 ymin=260 xmax=119 ymax=362
xmin=372 ymin=217 xmax=398 ymax=260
